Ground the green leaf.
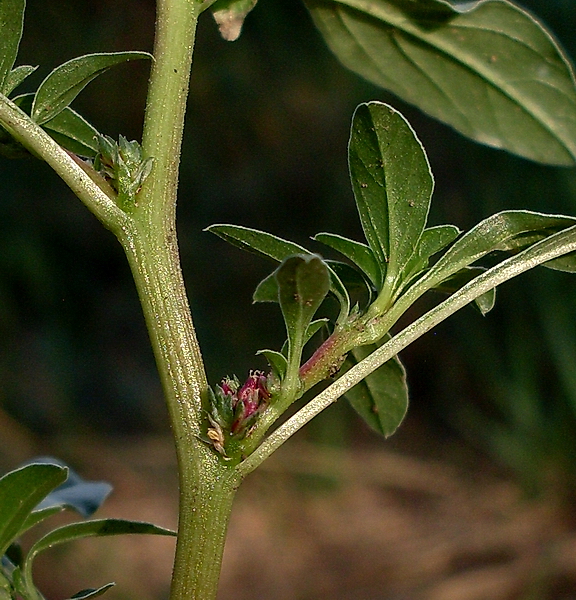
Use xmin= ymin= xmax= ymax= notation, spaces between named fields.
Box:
xmin=315 ymin=232 xmax=381 ymax=288
xmin=348 ymin=101 xmax=433 ymax=297
xmin=343 ymin=342 xmax=408 ymax=437
xmin=400 ymin=224 xmax=461 ymax=287
xmin=434 ymin=266 xmax=496 ymax=315
xmin=306 ymin=0 xmax=576 ymax=165
xmin=19 ymin=506 xmax=65 ymax=537
xmin=256 ymin=349 xmax=288 ymax=379
xmin=42 ymin=107 xmax=100 ymax=157
xmin=211 ymin=0 xmax=258 ymax=41
xmin=417 ymin=210 xmax=576 ymax=294
xmin=69 ymin=583 xmax=115 ymax=600
xmin=0 ymin=0 xmax=25 ymax=92
xmin=3 ymin=65 xmax=37 ymax=96
xmin=207 ymin=224 xmax=351 ymax=319
xmin=275 ymin=255 xmax=330 ymax=368
xmin=0 ymin=463 xmax=67 ymax=556
xmin=32 ymin=51 xmax=152 ymax=124
xmin=21 ymin=519 xmax=175 ymax=598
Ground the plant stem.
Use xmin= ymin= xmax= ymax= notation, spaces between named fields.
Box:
xmin=131 ymin=0 xmax=240 ymax=598
xmin=238 ymin=223 xmax=576 ymax=477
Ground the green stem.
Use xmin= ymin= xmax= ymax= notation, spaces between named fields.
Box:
xmin=238 ymin=224 xmax=576 ymax=477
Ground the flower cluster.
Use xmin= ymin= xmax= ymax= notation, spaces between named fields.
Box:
xmin=205 ymin=371 xmax=272 ymax=457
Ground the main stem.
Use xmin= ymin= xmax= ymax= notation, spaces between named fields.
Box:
xmin=132 ymin=1 xmax=240 ymax=598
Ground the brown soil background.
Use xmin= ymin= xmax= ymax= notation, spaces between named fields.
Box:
xmin=3 ymin=412 xmax=576 ymax=600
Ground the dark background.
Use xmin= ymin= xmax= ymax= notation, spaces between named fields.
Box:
xmin=1 ymin=0 xmax=576 ymax=496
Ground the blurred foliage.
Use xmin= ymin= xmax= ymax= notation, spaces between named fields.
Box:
xmin=1 ymin=0 xmax=576 ymax=496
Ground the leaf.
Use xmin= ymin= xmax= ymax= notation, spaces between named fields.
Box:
xmin=417 ymin=210 xmax=576 ymax=294
xmin=0 ymin=463 xmax=67 ymax=556
xmin=0 ymin=0 xmax=25 ymax=92
xmin=315 ymin=232 xmax=381 ymax=288
xmin=212 ymin=0 xmax=258 ymax=41
xmin=29 ymin=457 xmax=112 ymax=518
xmin=305 ymin=0 xmax=576 ymax=165
xmin=275 ymin=255 xmax=330 ymax=366
xmin=434 ymin=266 xmax=496 ymax=314
xmin=400 ymin=224 xmax=461 ymax=287
xmin=3 ymin=65 xmax=37 ymax=97
xmin=343 ymin=342 xmax=408 ymax=437
xmin=69 ymin=583 xmax=116 ymax=600
xmin=348 ymin=102 xmax=433 ymax=297
xmin=32 ymin=51 xmax=152 ymax=124
xmin=207 ymin=224 xmax=351 ymax=319
xmin=42 ymin=107 xmax=101 ymax=157
xmin=21 ymin=519 xmax=175 ymax=598
xmin=256 ymin=349 xmax=288 ymax=379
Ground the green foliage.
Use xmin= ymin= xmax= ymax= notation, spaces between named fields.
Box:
xmin=210 ymin=101 xmax=576 ymax=438
xmin=305 ymin=0 xmax=576 ymax=165
xmin=0 ymin=460 xmax=175 ymax=600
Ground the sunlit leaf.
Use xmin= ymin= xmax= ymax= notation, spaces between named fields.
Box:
xmin=306 ymin=0 xmax=576 ymax=165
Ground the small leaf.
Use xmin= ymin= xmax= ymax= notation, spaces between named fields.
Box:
xmin=19 ymin=506 xmax=65 ymax=537
xmin=315 ymin=232 xmax=381 ymax=288
xmin=276 ymin=255 xmax=330 ymax=366
xmin=349 ymin=102 xmax=433 ymax=297
xmin=32 ymin=51 xmax=152 ymax=124
xmin=0 ymin=463 xmax=67 ymax=556
xmin=306 ymin=0 xmax=576 ymax=165
xmin=256 ymin=349 xmax=288 ymax=380
xmin=343 ymin=342 xmax=408 ymax=437
xmin=212 ymin=0 xmax=258 ymax=41
xmin=69 ymin=583 xmax=115 ymax=600
xmin=435 ymin=266 xmax=497 ymax=315
xmin=0 ymin=0 xmax=25 ymax=92
xmin=208 ymin=224 xmax=351 ymax=320
xmin=3 ymin=65 xmax=37 ymax=96
xmin=42 ymin=107 xmax=100 ymax=157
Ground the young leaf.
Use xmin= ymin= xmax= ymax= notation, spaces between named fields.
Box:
xmin=256 ymin=349 xmax=288 ymax=380
xmin=275 ymin=255 xmax=330 ymax=368
xmin=3 ymin=65 xmax=37 ymax=97
xmin=349 ymin=102 xmax=433 ymax=297
xmin=343 ymin=342 xmax=408 ymax=437
xmin=212 ymin=0 xmax=258 ymax=41
xmin=0 ymin=0 xmax=25 ymax=93
xmin=0 ymin=463 xmax=67 ymax=556
xmin=306 ymin=0 xmax=576 ymax=165
xmin=32 ymin=51 xmax=152 ymax=125
xmin=208 ymin=224 xmax=351 ymax=319
xmin=315 ymin=232 xmax=381 ymax=288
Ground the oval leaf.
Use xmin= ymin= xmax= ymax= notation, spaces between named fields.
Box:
xmin=276 ymin=255 xmax=330 ymax=364
xmin=306 ymin=0 xmax=576 ymax=165
xmin=32 ymin=51 xmax=152 ymax=124
xmin=343 ymin=342 xmax=408 ymax=437
xmin=349 ymin=102 xmax=433 ymax=294
xmin=0 ymin=463 xmax=67 ymax=556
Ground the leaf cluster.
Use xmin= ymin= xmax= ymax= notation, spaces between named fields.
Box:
xmin=0 ymin=458 xmax=174 ymax=600
xmin=209 ymin=101 xmax=576 ymax=439
xmin=0 ymin=0 xmax=150 ymax=161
